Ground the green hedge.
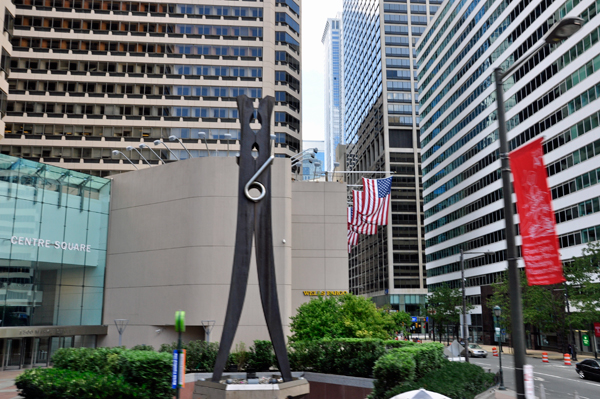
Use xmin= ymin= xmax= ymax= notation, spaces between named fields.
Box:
xmin=159 ymin=340 xmax=219 ymax=371
xmin=369 ymin=342 xmax=446 ymax=399
xmin=288 ymin=338 xmax=417 ymax=377
xmin=50 ymin=348 xmax=172 ymax=399
xmin=15 ymin=368 xmax=149 ymax=399
xmin=370 ymin=350 xmax=417 ymax=399
xmin=384 ymin=362 xmax=496 ymax=399
xmin=247 ymin=340 xmax=275 ymax=371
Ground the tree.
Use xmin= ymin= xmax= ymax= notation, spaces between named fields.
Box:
xmin=487 ymin=242 xmax=600 ymax=351
xmin=564 ymin=241 xmax=600 ymax=330
xmin=427 ymin=285 xmax=473 ymax=342
xmin=487 ymin=270 xmax=565 ymax=349
xmin=289 ymin=294 xmax=409 ymax=342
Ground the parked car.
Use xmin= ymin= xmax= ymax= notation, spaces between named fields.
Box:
xmin=461 ymin=344 xmax=488 ymax=358
xmin=575 ymin=359 xmax=600 ymax=380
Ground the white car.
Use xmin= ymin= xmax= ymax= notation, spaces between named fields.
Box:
xmin=461 ymin=344 xmax=488 ymax=358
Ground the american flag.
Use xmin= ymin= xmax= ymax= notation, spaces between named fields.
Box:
xmin=348 ymin=207 xmax=377 ymax=235
xmin=347 ymin=229 xmax=358 ymax=253
xmin=354 ymin=177 xmax=393 ymax=226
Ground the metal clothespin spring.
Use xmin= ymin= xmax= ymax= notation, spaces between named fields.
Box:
xmin=244 ymin=155 xmax=275 ymax=202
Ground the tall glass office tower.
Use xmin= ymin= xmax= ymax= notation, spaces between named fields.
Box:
xmin=419 ymin=0 xmax=600 ymax=346
xmin=343 ymin=0 xmax=440 ymax=314
xmin=2 ymin=0 xmax=302 ymax=177
xmin=322 ymin=15 xmax=343 ymax=172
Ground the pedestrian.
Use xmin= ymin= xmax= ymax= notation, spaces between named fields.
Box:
xmin=571 ymin=343 xmax=578 ymax=361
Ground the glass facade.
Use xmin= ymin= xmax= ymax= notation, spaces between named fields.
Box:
xmin=0 ymin=155 xmax=110 ymax=327
xmin=323 ymin=17 xmax=344 ymax=172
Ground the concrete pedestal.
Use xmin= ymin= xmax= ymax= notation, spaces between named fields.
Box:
xmin=193 ymin=378 xmax=310 ymax=399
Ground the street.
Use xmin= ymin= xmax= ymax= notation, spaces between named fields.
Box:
xmin=470 ymin=354 xmax=600 ymax=399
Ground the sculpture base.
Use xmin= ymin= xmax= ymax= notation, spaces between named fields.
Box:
xmin=193 ymin=378 xmax=309 ymax=399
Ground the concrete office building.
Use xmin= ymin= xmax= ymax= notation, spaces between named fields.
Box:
xmin=342 ymin=0 xmax=441 ymax=314
xmin=322 ymin=15 xmax=343 ymax=172
xmin=0 ymin=0 xmax=13 ymax=135
xmin=2 ymin=0 xmax=302 ymax=176
xmin=0 ymin=154 xmax=347 ymax=368
xmin=418 ymin=0 xmax=600 ymax=347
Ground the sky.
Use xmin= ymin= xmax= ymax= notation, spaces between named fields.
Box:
xmin=301 ymin=0 xmax=344 ymax=142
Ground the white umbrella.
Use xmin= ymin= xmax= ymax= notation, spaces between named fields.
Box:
xmin=391 ymin=388 xmax=451 ymax=399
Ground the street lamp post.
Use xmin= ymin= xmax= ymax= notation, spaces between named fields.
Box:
xmin=493 ymin=17 xmax=582 ymax=398
xmin=493 ymin=306 xmax=506 ymax=390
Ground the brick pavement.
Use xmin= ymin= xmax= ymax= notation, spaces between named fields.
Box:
xmin=0 ymin=370 xmax=23 ymax=399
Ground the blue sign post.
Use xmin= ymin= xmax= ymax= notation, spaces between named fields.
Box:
xmin=171 ymin=350 xmax=179 ymax=389
xmin=411 ymin=316 xmax=418 ymax=323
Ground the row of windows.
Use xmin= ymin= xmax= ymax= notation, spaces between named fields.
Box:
xmin=276 ymin=0 xmax=300 ymax=16
xmin=8 ymin=103 xmax=244 ymax=119
xmin=416 ymin=0 xmax=466 ymax=58
xmin=424 ymin=147 xmax=497 ymax=193
xmin=422 ymin=0 xmax=595 ymax=158
xmin=426 ymin=225 xmax=507 ymax=263
xmin=559 ymin=224 xmax=600 ymax=249
xmin=425 ymin=188 xmax=503 ymax=233
xmin=275 ymin=12 xmax=299 ymax=34
xmin=555 ymin=195 xmax=600 ymax=224
xmin=389 ymin=116 xmax=414 ymax=126
xmin=387 ymin=92 xmax=416 ymax=103
xmin=419 ymin=0 xmax=508 ymax=101
xmin=386 ymin=58 xmax=418 ymax=69
xmin=424 ymin=168 xmax=500 ymax=215
xmin=388 ymin=104 xmax=414 ymax=114
xmin=15 ymin=17 xmax=264 ymax=38
xmin=426 ymin=207 xmax=504 ymax=248
xmin=547 ymin=138 xmax=600 ymax=177
xmin=274 ymin=111 xmax=299 ymax=132
xmin=428 ymin=271 xmax=505 ymax=291
xmin=275 ymin=71 xmax=300 ymax=92
xmin=387 ymin=69 xmax=417 ymax=80
xmin=12 ymin=37 xmax=264 ymax=57
xmin=14 ymin=0 xmax=263 ymax=17
xmin=423 ymin=36 xmax=600 ymax=168
xmin=275 ymin=91 xmax=300 ymax=113
xmin=10 ymin=81 xmax=263 ymax=98
xmin=427 ymin=249 xmax=507 ymax=278
xmin=544 ymin=110 xmax=600 ymax=154
xmin=5 ymin=124 xmax=237 ymax=139
xmin=383 ymin=25 xmax=426 ymax=36
xmin=387 ymin=81 xmax=417 ymax=91
xmin=419 ymin=0 xmax=489 ymax=85
xmin=551 ymin=167 xmax=600 ymax=201
xmin=275 ymin=51 xmax=300 ymax=73
xmin=275 ymin=31 xmax=299 ymax=52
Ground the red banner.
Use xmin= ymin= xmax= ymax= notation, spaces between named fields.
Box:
xmin=509 ymin=137 xmax=564 ymax=286
xmin=594 ymin=322 xmax=600 ymax=337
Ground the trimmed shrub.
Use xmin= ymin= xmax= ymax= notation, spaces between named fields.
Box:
xmin=50 ymin=347 xmax=172 ymax=399
xmin=247 ymin=340 xmax=275 ymax=371
xmin=118 ymin=350 xmax=172 ymax=399
xmin=51 ymin=347 xmax=125 ymax=375
xmin=159 ymin=340 xmax=219 ymax=371
xmin=131 ymin=344 xmax=154 ymax=351
xmin=289 ymin=339 xmax=386 ymax=377
xmin=392 ymin=342 xmax=445 ymax=379
xmin=384 ymin=361 xmax=495 ymax=399
xmin=15 ymin=368 xmax=148 ymax=399
xmin=383 ymin=340 xmax=416 ymax=349
xmin=370 ymin=350 xmax=417 ymax=399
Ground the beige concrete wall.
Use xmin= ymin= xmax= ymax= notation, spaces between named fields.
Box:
xmin=291 ymin=182 xmax=348 ymax=316
xmin=101 ymin=158 xmax=346 ymax=349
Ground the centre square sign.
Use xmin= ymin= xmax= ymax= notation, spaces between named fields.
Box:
xmin=302 ymin=290 xmax=349 ymax=296
xmin=10 ymin=236 xmax=92 ymax=252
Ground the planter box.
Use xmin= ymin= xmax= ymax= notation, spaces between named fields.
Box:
xmin=193 ymin=378 xmax=309 ymax=399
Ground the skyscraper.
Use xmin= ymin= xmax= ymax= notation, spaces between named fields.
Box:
xmin=3 ymin=0 xmax=302 ymax=176
xmin=322 ymin=15 xmax=343 ymax=172
xmin=419 ymin=0 xmax=600 ymax=344
xmin=343 ymin=0 xmax=441 ymax=314
xmin=0 ymin=0 xmax=14 ymax=135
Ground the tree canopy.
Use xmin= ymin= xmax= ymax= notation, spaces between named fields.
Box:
xmin=289 ymin=294 xmax=411 ymax=342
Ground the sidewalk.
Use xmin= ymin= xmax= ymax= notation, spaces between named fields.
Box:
xmin=0 ymin=370 xmax=22 ymax=399
xmin=476 ymin=344 xmax=595 ymax=361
